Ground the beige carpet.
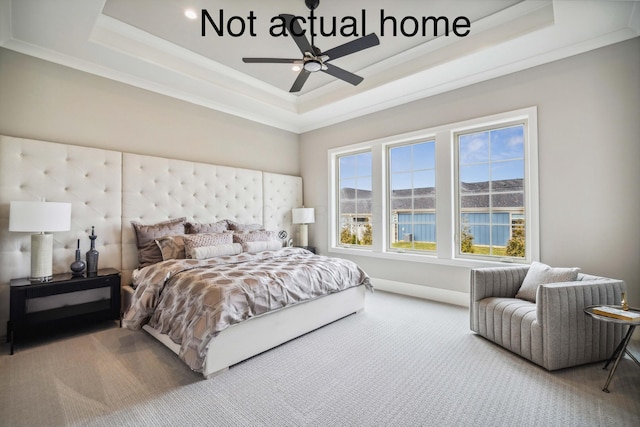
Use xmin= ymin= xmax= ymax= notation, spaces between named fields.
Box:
xmin=1 ymin=291 xmax=639 ymax=426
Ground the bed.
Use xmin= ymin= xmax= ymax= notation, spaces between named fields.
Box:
xmin=123 ymin=245 xmax=371 ymax=377
xmin=0 ymin=135 xmax=372 ymax=379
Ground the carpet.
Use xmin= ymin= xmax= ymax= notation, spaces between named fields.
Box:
xmin=1 ymin=290 xmax=638 ymax=426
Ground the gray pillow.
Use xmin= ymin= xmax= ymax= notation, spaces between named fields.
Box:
xmin=232 ymin=230 xmax=278 ymax=243
xmin=515 ymin=261 xmax=580 ymax=303
xmin=132 ymin=217 xmax=186 ymax=268
xmin=155 ymin=235 xmax=187 ymax=261
xmin=226 ymin=219 xmax=263 ymax=232
xmin=185 ymin=220 xmax=228 ymax=234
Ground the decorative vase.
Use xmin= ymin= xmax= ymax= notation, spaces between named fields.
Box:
xmin=70 ymin=239 xmax=86 ymax=277
xmin=86 ymin=226 xmax=99 ymax=277
xmin=621 ymin=292 xmax=629 ymax=311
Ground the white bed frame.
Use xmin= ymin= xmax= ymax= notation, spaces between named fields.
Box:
xmin=0 ymin=135 xmax=367 ymax=379
xmin=142 ymin=285 xmax=366 ymax=378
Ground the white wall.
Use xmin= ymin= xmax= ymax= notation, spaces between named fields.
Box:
xmin=0 ymin=48 xmax=299 ymax=176
xmin=300 ymin=38 xmax=640 ymax=305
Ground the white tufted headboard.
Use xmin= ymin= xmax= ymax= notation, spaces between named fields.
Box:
xmin=0 ymin=135 xmax=302 ymax=335
xmin=121 ymin=153 xmax=301 ymax=285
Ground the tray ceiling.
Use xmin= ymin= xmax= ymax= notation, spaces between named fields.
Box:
xmin=1 ymin=0 xmax=639 ymax=133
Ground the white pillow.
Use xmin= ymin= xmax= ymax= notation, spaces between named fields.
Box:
xmin=190 ymin=243 xmax=242 ymax=260
xmin=515 ymin=261 xmax=580 ymax=303
xmin=241 ymin=240 xmax=282 ymax=253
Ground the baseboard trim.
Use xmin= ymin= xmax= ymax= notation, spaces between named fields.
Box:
xmin=371 ymin=278 xmax=469 ymax=308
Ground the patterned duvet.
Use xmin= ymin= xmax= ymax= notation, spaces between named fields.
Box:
xmin=123 ymin=247 xmax=372 ymax=372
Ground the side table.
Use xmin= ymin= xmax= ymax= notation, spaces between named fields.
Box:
xmin=584 ymin=305 xmax=640 ymax=392
xmin=8 ymin=268 xmax=121 ymax=354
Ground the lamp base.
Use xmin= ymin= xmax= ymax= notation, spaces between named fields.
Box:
xmin=30 ymin=233 xmax=53 ymax=282
xmin=298 ymin=224 xmax=309 ymax=247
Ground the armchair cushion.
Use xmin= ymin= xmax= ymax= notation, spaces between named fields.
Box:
xmin=515 ymin=261 xmax=580 ymax=302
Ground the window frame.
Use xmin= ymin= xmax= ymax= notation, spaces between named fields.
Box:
xmin=454 ymin=120 xmax=530 ymax=261
xmin=337 ymin=150 xmax=374 ymax=248
xmin=386 ymin=138 xmax=438 ymax=255
xmin=330 ymin=147 xmax=374 ymax=250
xmin=328 ymin=107 xmax=539 ymax=267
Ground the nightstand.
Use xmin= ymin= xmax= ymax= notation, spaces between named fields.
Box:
xmin=296 ymin=246 xmax=316 ymax=254
xmin=7 ymin=268 xmax=121 ymax=354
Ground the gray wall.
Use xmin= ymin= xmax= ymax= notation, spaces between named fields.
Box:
xmin=300 ymin=38 xmax=640 ymax=304
xmin=0 ymin=48 xmax=299 ymax=176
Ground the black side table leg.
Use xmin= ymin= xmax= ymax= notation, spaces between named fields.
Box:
xmin=604 ymin=335 xmax=627 ymax=370
xmin=602 ymin=325 xmax=635 ymax=393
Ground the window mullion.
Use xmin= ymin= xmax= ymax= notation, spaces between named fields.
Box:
xmin=371 ymin=145 xmax=384 ymax=253
xmin=435 ymin=130 xmax=453 ymax=259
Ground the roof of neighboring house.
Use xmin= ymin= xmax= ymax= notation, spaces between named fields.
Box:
xmin=339 ymin=179 xmax=523 ymax=214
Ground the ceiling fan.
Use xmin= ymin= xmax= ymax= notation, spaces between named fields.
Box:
xmin=242 ymin=0 xmax=380 ymax=93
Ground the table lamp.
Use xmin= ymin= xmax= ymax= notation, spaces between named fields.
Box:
xmin=292 ymin=207 xmax=315 ymax=247
xmin=9 ymin=201 xmax=72 ymax=282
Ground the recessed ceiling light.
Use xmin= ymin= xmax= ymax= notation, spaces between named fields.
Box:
xmin=292 ymin=65 xmax=301 ymax=72
xmin=184 ymin=9 xmax=197 ymax=20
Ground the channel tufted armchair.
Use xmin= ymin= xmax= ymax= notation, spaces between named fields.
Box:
xmin=470 ymin=263 xmax=626 ymax=371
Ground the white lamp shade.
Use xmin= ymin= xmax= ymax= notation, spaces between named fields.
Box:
xmin=292 ymin=208 xmax=315 ymax=225
xmin=9 ymin=201 xmax=72 ymax=232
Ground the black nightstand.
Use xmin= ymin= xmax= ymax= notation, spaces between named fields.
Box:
xmin=7 ymin=268 xmax=121 ymax=354
xmin=296 ymin=246 xmax=316 ymax=254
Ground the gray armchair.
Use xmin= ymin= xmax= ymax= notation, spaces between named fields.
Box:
xmin=470 ymin=265 xmax=626 ymax=370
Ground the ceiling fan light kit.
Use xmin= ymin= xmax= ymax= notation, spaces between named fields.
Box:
xmin=242 ymin=0 xmax=380 ymax=93
xmin=303 ymin=60 xmax=323 ymax=72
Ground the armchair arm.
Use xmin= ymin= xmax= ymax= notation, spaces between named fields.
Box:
xmin=536 ymin=278 xmax=626 ymax=370
xmin=470 ymin=266 xmax=530 ymax=302
xmin=536 ymin=278 xmax=626 ymax=325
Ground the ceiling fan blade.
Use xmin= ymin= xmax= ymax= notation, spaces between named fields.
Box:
xmin=290 ymin=69 xmax=311 ymax=93
xmin=243 ymin=58 xmax=301 ymax=64
xmin=280 ymin=14 xmax=314 ymax=55
xmin=322 ymin=63 xmax=364 ymax=86
xmin=323 ymin=33 xmax=380 ymax=61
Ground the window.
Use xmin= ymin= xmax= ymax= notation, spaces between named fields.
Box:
xmin=457 ymin=124 xmax=526 ymax=259
xmin=337 ymin=151 xmax=372 ymax=247
xmin=328 ymin=107 xmax=538 ymax=265
xmin=388 ymin=141 xmax=436 ymax=252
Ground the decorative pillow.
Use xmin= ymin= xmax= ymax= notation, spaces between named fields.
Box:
xmin=226 ymin=219 xmax=263 ymax=232
xmin=515 ymin=261 xmax=580 ymax=303
xmin=155 ymin=235 xmax=187 ymax=260
xmin=233 ymin=230 xmax=278 ymax=244
xmin=191 ymin=243 xmax=243 ymax=260
xmin=131 ymin=217 xmax=186 ymax=268
xmin=242 ymin=240 xmax=282 ymax=253
xmin=183 ymin=232 xmax=233 ymax=258
xmin=185 ymin=220 xmax=228 ymax=234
